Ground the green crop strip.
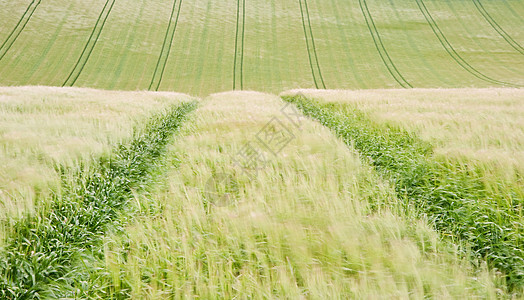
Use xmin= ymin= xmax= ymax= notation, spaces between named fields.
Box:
xmin=359 ymin=0 xmax=412 ymax=89
xmin=299 ymin=0 xmax=326 ymax=89
xmin=233 ymin=0 xmax=246 ymax=90
xmin=0 ymin=0 xmax=41 ymax=62
xmin=472 ymin=0 xmax=524 ymax=55
xmin=283 ymin=94 xmax=524 ymax=292
xmin=149 ymin=0 xmax=183 ymax=91
xmin=0 ymin=101 xmax=197 ymax=299
xmin=63 ymin=0 xmax=116 ymax=87
xmin=416 ymin=0 xmax=522 ymax=88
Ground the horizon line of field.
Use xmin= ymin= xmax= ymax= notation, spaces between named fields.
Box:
xmin=0 ymin=0 xmax=522 ymax=90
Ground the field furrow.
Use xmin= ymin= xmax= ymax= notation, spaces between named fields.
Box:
xmin=72 ymin=0 xmax=177 ymax=90
xmin=379 ymin=0 xmax=451 ymax=86
xmin=1 ymin=0 xmax=522 ymax=91
xmin=157 ymin=0 xmax=237 ymax=95
xmin=242 ymin=0 xmax=313 ymax=93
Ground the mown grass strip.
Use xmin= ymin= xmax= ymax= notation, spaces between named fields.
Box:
xmin=416 ymin=0 xmax=522 ymax=88
xmin=359 ymin=0 xmax=412 ymax=89
xmin=299 ymin=0 xmax=326 ymax=89
xmin=472 ymin=0 xmax=524 ymax=55
xmin=149 ymin=0 xmax=183 ymax=91
xmin=0 ymin=101 xmax=197 ymax=299
xmin=0 ymin=0 xmax=41 ymax=62
xmin=282 ymin=94 xmax=524 ymax=292
xmin=62 ymin=0 xmax=116 ymax=87
xmin=233 ymin=0 xmax=246 ymax=90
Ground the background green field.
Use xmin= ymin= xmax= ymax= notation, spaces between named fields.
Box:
xmin=0 ymin=0 xmax=523 ymax=95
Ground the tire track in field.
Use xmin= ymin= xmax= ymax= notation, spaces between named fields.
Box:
xmin=472 ymin=0 xmax=524 ymax=55
xmin=444 ymin=1 xmax=523 ymax=77
xmin=387 ymin=0 xmax=452 ymax=86
xmin=0 ymin=0 xmax=42 ymax=62
xmin=416 ymin=0 xmax=522 ymax=87
xmin=149 ymin=0 xmax=183 ymax=91
xmin=299 ymin=0 xmax=326 ymax=89
xmin=233 ymin=0 xmax=246 ymax=90
xmin=359 ymin=0 xmax=412 ymax=89
xmin=63 ymin=0 xmax=116 ymax=87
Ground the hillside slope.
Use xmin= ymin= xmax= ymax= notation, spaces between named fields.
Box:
xmin=0 ymin=0 xmax=522 ymax=95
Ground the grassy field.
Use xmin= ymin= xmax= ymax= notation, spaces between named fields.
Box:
xmin=282 ymin=88 xmax=524 ymax=290
xmin=83 ymin=92 xmax=502 ymax=298
xmin=0 ymin=87 xmax=190 ymax=242
xmin=0 ymin=0 xmax=523 ymax=95
xmin=0 ymin=92 xmax=196 ymax=298
xmin=0 ymin=0 xmax=523 ymax=298
xmin=287 ymin=88 xmax=524 ymax=180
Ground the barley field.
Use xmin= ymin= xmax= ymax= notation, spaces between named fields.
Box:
xmin=0 ymin=0 xmax=523 ymax=298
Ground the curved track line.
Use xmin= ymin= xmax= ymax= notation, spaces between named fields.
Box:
xmin=299 ymin=0 xmax=319 ymax=88
xmin=0 ymin=0 xmax=41 ymax=62
xmin=359 ymin=0 xmax=412 ymax=88
xmin=303 ymin=0 xmax=326 ymax=89
xmin=109 ymin=0 xmax=147 ymax=90
xmin=472 ymin=0 xmax=524 ymax=55
xmin=149 ymin=0 xmax=183 ymax=91
xmin=387 ymin=0 xmax=452 ymax=86
xmin=233 ymin=0 xmax=246 ymax=90
xmin=299 ymin=0 xmax=327 ymax=89
xmin=63 ymin=0 xmax=115 ymax=87
xmin=416 ymin=0 xmax=522 ymax=87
